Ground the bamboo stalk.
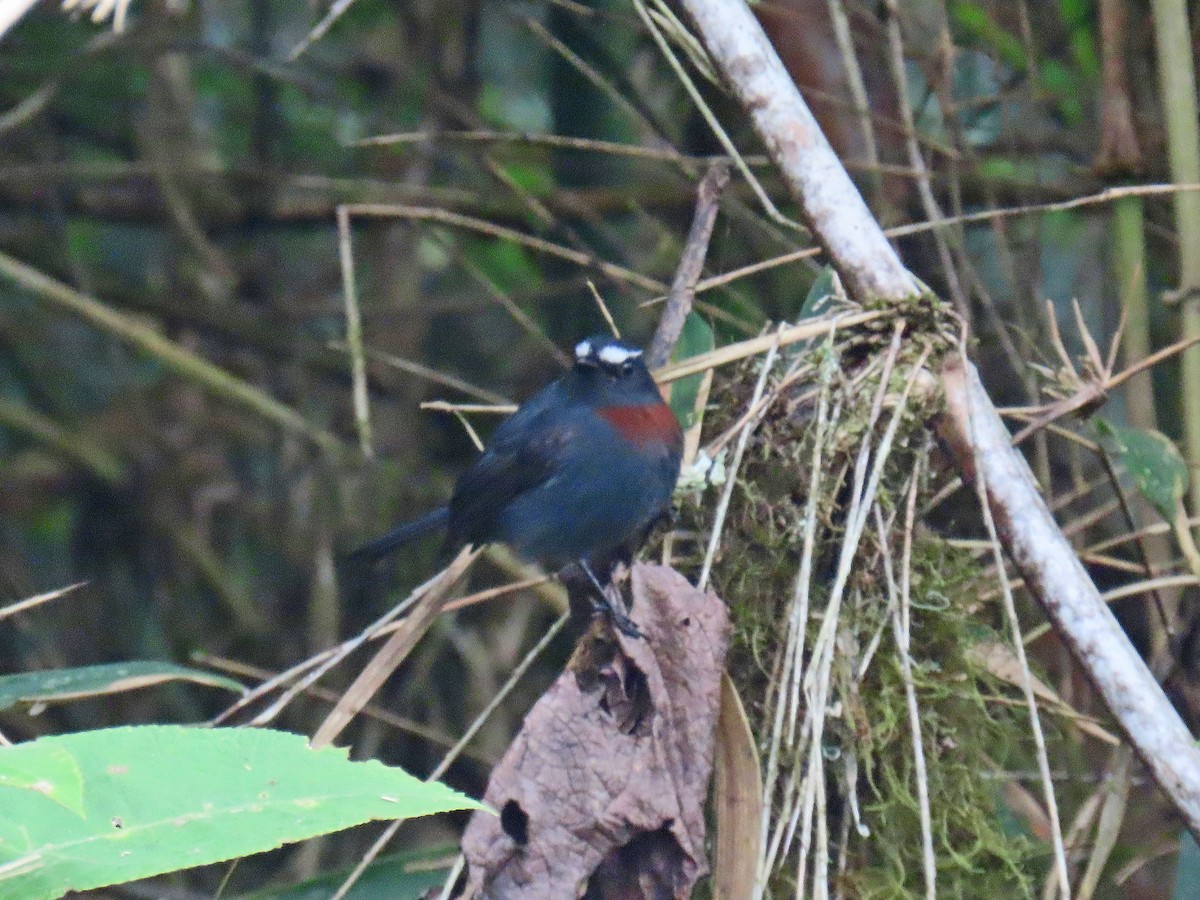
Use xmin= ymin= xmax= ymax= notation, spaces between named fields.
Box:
xmin=1150 ymin=0 xmax=1200 ymax=514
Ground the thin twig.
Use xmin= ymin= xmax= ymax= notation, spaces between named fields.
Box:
xmin=698 ymin=327 xmax=784 ymax=589
xmin=637 ymin=182 xmax=1200 ymax=311
xmin=289 ymin=0 xmax=358 ymax=60
xmin=360 ymin=128 xmax=736 ymax=164
xmin=337 ymin=206 xmax=373 ymax=458
xmin=342 ymin=203 xmax=665 ymax=294
xmin=647 ymin=161 xmax=730 ymax=369
xmin=0 ymin=582 xmax=86 ymax=621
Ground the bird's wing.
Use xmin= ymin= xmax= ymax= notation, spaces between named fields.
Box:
xmin=445 ymin=394 xmax=580 ymax=549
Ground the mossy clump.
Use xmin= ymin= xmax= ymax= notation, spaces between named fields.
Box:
xmin=672 ymin=320 xmax=1053 ymax=897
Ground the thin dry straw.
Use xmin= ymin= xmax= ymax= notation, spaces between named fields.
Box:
xmin=337 ymin=205 xmax=373 ymax=458
xmin=698 ymin=326 xmax=785 ymax=589
xmin=754 ymin=337 xmax=835 ymax=896
xmin=791 ymin=335 xmax=930 ymax=892
xmin=876 ymin=472 xmax=936 ymax=900
xmin=964 ymin=341 xmax=1072 ymax=899
xmin=633 ymin=0 xmax=801 ymax=231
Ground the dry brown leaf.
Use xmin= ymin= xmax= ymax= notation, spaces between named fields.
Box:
xmin=711 ymin=671 xmax=762 ymax=900
xmin=462 ymin=563 xmax=730 ymax=898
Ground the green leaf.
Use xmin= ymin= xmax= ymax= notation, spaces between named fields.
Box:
xmin=499 ymin=161 xmax=554 ymax=197
xmin=785 ymin=267 xmax=839 ymax=361
xmin=797 ymin=267 xmax=837 ymax=321
xmin=1095 ymin=421 xmax=1189 ymax=521
xmin=667 ymin=313 xmax=715 ymax=430
xmin=473 ymin=240 xmax=544 ymax=293
xmin=0 ymin=726 xmax=482 ymax=900
xmin=246 ymin=848 xmax=455 ymax=899
xmin=950 ymin=2 xmax=1027 ymax=72
xmin=0 ymin=662 xmax=245 ymax=712
xmin=0 ymin=745 xmax=84 ymax=817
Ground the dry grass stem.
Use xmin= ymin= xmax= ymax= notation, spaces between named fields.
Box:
xmin=754 ymin=360 xmax=834 ymax=897
xmin=289 ymin=0 xmax=358 ymax=60
xmin=342 ymin=204 xmax=666 ymax=294
xmin=213 ymin=556 xmax=472 ymax=727
xmin=311 ymin=548 xmax=479 ymax=748
xmin=421 ymin=401 xmax=519 ymax=415
xmin=0 ymin=581 xmax=86 ymax=621
xmin=883 ymin=0 xmax=968 ymax=320
xmin=633 ymin=0 xmax=801 ymax=232
xmin=654 ymin=309 xmax=887 ymax=384
xmin=892 ymin=471 xmax=937 ymax=899
xmin=194 ymin=654 xmax=495 ymax=765
xmin=586 ymin=281 xmax=621 ymax=338
xmin=967 ymin=354 xmax=1072 ymax=898
xmin=337 ymin=205 xmax=373 ymax=458
xmin=699 ymin=327 xmax=785 ymax=589
xmin=328 ymin=342 xmax=511 ymax=404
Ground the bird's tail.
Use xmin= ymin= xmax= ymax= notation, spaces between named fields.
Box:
xmin=346 ymin=506 xmax=451 ymax=562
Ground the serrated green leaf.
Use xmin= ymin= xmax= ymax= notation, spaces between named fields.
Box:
xmin=0 ymin=662 xmax=245 ymax=712
xmin=1096 ymin=421 xmax=1188 ymax=521
xmin=667 ymin=313 xmax=715 ymax=429
xmin=0 ymin=726 xmax=482 ymax=900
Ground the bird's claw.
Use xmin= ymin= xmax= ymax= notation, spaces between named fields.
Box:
xmin=588 ymin=595 xmax=643 ymax=639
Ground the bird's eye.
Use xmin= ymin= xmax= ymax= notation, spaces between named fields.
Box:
xmin=620 ymin=360 xmax=634 ymax=375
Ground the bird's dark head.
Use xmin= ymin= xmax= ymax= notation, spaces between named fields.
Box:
xmin=573 ymin=335 xmax=647 ymax=376
xmin=571 ymin=335 xmax=660 ymax=403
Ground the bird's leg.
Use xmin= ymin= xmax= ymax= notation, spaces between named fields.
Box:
xmin=578 ymin=559 xmax=642 ymax=639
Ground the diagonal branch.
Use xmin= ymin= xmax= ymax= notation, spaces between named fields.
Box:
xmin=677 ymin=0 xmax=919 ymax=303
xmin=647 ymin=161 xmax=730 ymax=369
xmin=939 ymin=359 xmax=1200 ymax=830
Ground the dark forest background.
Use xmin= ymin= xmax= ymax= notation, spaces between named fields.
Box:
xmin=4 ymin=0 xmax=1200 ymax=897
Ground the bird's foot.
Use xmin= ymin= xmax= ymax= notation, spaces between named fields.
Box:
xmin=589 ymin=595 xmax=643 ymax=639
xmin=578 ymin=558 xmax=642 ymax=639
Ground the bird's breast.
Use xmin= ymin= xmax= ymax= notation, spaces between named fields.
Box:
xmin=595 ymin=402 xmax=682 ymax=451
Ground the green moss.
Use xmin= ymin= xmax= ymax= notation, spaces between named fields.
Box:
xmin=676 ymin=322 xmax=1056 ymax=896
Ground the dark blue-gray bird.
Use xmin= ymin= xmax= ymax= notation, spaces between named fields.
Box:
xmin=349 ymin=335 xmax=683 ymax=635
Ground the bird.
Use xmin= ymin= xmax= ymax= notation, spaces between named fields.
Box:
xmin=348 ymin=334 xmax=684 ymax=636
